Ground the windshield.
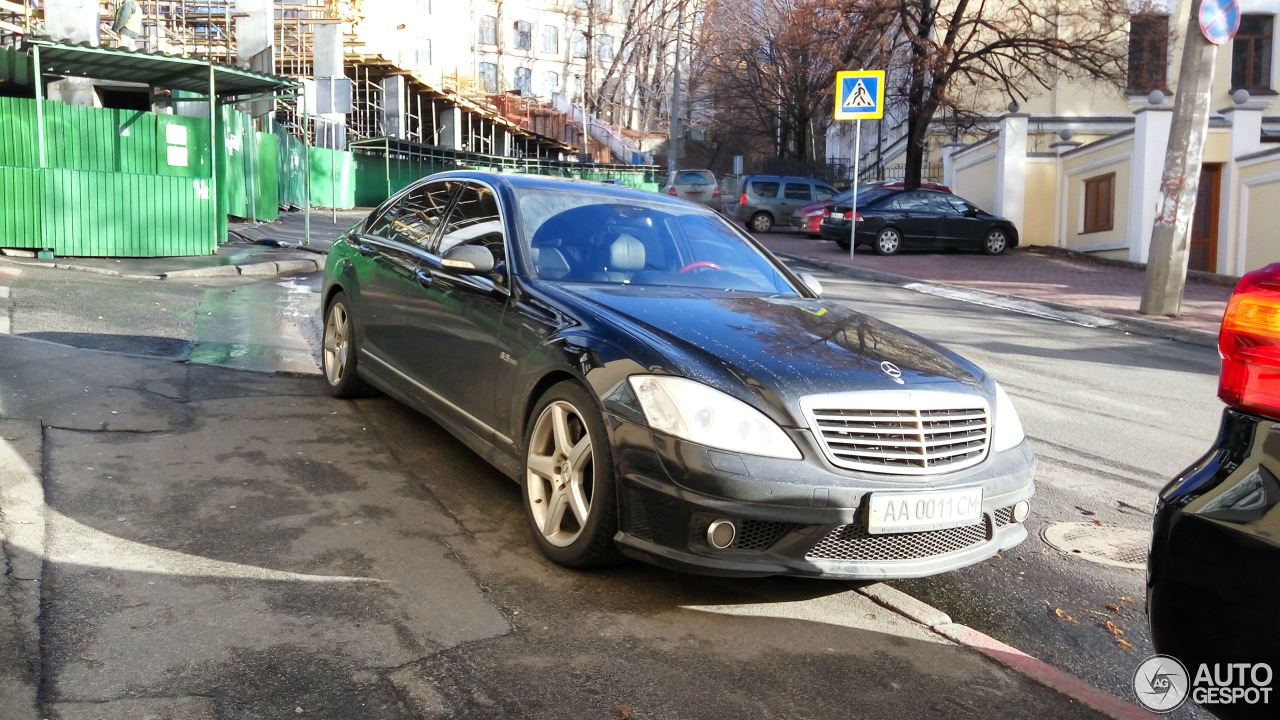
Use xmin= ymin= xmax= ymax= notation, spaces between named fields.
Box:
xmin=515 ymin=186 xmax=800 ymax=294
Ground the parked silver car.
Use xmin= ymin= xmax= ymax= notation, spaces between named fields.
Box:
xmin=729 ymin=175 xmax=839 ymax=233
xmin=660 ymin=169 xmax=721 ymax=209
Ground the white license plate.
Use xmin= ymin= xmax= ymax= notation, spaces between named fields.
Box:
xmin=867 ymin=488 xmax=983 ymax=534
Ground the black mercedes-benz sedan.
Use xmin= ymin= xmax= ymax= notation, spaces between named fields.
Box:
xmin=320 ymin=171 xmax=1035 ymax=577
xmin=819 ymin=186 xmax=1017 ymax=256
xmin=1147 ymin=263 xmax=1280 ymax=719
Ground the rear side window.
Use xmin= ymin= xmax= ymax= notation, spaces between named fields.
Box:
xmin=750 ymin=181 xmax=780 ymax=198
xmin=366 ymin=180 xmax=456 ymax=248
xmin=887 ymin=192 xmax=931 ymax=212
xmin=784 ymin=183 xmax=812 ymax=201
xmin=815 ymin=185 xmax=837 ymax=201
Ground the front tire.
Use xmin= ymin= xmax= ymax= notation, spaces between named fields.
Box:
xmin=522 ymin=381 xmax=624 ymax=568
xmin=749 ymin=212 xmax=774 ymax=233
xmin=875 ymin=228 xmax=901 ymax=256
xmin=322 ymin=292 xmax=367 ymax=398
xmin=983 ymin=228 xmax=1009 ymax=255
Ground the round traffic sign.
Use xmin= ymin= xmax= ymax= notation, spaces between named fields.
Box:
xmin=1199 ymin=0 xmax=1241 ymax=46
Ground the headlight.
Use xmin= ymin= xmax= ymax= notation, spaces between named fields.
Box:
xmin=628 ymin=375 xmax=802 ymax=459
xmin=992 ymin=382 xmax=1026 ymax=452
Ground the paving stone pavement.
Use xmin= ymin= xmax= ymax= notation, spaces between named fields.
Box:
xmin=755 ymin=232 xmax=1234 ymax=337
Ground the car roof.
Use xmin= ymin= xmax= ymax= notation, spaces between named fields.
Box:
xmin=422 ymin=170 xmax=670 ymax=201
xmin=744 ymin=175 xmax=829 ymax=182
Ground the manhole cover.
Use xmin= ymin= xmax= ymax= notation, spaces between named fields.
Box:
xmin=1041 ymin=522 xmax=1149 ymax=570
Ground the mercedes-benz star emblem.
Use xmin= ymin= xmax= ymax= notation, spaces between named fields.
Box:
xmin=880 ymin=361 xmax=905 ymax=384
xmin=1133 ymin=654 xmax=1189 ymax=712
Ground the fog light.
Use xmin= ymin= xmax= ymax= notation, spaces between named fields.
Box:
xmin=1012 ymin=501 xmax=1030 ymax=523
xmin=707 ymin=519 xmax=737 ymax=549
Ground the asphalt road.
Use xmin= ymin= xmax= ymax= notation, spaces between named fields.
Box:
xmin=0 ymin=256 xmax=1219 ymax=717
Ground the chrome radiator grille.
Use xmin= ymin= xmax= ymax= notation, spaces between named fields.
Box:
xmin=803 ymin=395 xmax=990 ymax=476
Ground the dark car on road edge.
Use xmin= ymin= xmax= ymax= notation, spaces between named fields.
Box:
xmin=1147 ymin=262 xmax=1280 ymax=720
xmin=320 ymin=171 xmax=1035 ymax=578
xmin=820 ymin=186 xmax=1018 ymax=256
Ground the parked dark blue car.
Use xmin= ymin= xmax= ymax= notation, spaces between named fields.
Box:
xmin=320 ymin=171 xmax=1035 ymax=577
xmin=820 ymin=187 xmax=1018 ymax=256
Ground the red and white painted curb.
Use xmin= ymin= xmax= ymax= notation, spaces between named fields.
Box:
xmin=854 ymin=583 xmax=1160 ymax=720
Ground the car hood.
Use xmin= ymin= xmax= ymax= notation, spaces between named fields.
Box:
xmin=562 ymin=287 xmax=990 ymax=424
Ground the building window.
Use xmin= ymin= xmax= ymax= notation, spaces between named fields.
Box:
xmin=542 ymin=70 xmax=559 ymax=97
xmin=1232 ymin=15 xmax=1274 ymax=91
xmin=1127 ymin=14 xmax=1168 ymax=92
xmin=542 ymin=25 xmax=559 ymax=54
xmin=571 ymin=31 xmax=588 ymax=59
xmin=514 ymin=67 xmax=532 ymax=95
xmin=479 ymin=15 xmax=496 ymax=45
xmin=513 ymin=20 xmax=531 ymax=50
xmin=573 ymin=0 xmax=589 ymax=9
xmin=416 ymin=39 xmax=432 ymax=68
xmin=1083 ymin=173 xmax=1115 ymax=234
xmin=597 ymin=35 xmax=613 ymax=62
xmin=479 ymin=62 xmax=498 ymax=93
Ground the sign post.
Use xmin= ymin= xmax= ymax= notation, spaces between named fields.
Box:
xmin=833 ymin=70 xmax=884 ymax=258
xmin=1141 ymin=0 xmax=1237 ymax=316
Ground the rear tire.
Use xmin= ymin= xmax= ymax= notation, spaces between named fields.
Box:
xmin=874 ymin=228 xmax=901 ymax=256
xmin=322 ymin=292 xmax=368 ymax=398
xmin=983 ymin=229 xmax=1009 ymax=255
xmin=749 ymin=212 xmax=774 ymax=233
xmin=522 ymin=381 xmax=625 ymax=568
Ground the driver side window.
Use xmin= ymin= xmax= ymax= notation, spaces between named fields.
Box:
xmin=366 ymin=181 xmax=457 ymax=248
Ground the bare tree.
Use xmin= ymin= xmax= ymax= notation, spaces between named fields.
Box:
xmin=700 ymin=0 xmax=849 ymax=161
xmin=833 ymin=0 xmax=1130 ymax=188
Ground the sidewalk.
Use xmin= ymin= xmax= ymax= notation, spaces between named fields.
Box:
xmin=755 ymin=231 xmax=1233 ymax=345
xmin=0 ymin=210 xmax=368 ymax=280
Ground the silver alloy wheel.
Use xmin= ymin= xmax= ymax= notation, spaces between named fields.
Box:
xmin=877 ymin=228 xmax=901 ymax=254
xmin=525 ymin=400 xmax=595 ymax=548
xmin=985 ymin=230 xmax=1007 ymax=254
xmin=323 ymin=302 xmax=350 ymax=387
xmin=749 ymin=213 xmax=773 ymax=233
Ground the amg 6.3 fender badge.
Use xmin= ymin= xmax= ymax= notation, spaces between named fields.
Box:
xmin=880 ymin=361 xmax=905 ymax=384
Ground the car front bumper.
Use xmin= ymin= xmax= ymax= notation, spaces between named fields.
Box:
xmin=607 ymin=413 xmax=1035 ymax=579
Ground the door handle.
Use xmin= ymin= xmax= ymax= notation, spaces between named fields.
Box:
xmin=416 ymin=270 xmax=433 ymax=287
xmin=356 ymin=244 xmax=376 ymax=257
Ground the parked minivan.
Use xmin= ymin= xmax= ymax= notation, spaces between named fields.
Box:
xmin=728 ymin=175 xmax=840 ymax=233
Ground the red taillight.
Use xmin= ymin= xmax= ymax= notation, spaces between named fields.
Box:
xmin=822 ymin=208 xmax=830 ymax=218
xmin=854 ymin=211 xmax=862 ymax=221
xmin=667 ymin=186 xmax=677 ymax=196
xmin=1219 ymin=262 xmax=1280 ymax=416
xmin=713 ymin=185 xmax=720 ymax=197
xmin=740 ymin=193 xmax=747 ymax=206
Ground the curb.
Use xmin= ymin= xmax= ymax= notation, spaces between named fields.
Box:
xmin=158 ymin=259 xmax=320 ymax=280
xmin=778 ymin=251 xmax=1218 ymax=348
xmin=854 ymin=583 xmax=1159 ymax=720
xmin=0 ymin=284 xmax=9 ymax=335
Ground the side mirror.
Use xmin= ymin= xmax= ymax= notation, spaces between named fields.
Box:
xmin=799 ymin=272 xmax=823 ymax=297
xmin=441 ymin=245 xmax=495 ymax=274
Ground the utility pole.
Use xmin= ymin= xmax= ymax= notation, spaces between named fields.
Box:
xmin=667 ymin=0 xmax=685 ymax=176
xmin=1140 ymin=1 xmax=1220 ymax=316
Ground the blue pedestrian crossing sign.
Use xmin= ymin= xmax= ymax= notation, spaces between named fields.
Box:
xmin=834 ymin=70 xmax=885 ymax=120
